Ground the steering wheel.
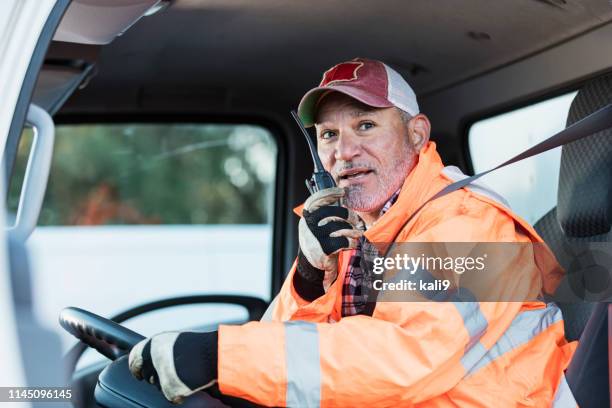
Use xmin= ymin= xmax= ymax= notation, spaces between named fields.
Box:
xmin=59 ymin=306 xmax=145 ymax=361
xmin=59 ymin=298 xmax=268 ymax=407
xmin=60 ymin=295 xmax=268 ymax=370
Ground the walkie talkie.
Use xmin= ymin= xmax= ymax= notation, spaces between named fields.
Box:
xmin=290 ymin=110 xmax=336 ymax=194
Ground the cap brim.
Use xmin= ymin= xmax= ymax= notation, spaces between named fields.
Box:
xmin=297 ymin=85 xmax=394 ymax=127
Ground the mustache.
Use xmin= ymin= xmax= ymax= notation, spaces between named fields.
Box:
xmin=332 ymin=162 xmax=376 ymax=176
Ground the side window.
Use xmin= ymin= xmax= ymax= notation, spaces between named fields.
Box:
xmin=9 ymin=123 xmax=277 ymax=361
xmin=468 ymin=91 xmax=577 ymax=224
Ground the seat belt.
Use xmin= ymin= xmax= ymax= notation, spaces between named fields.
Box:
xmin=384 ymin=103 xmax=612 ymax=253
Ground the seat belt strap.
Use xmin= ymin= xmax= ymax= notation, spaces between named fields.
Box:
xmin=385 ymin=103 xmax=612 ymax=253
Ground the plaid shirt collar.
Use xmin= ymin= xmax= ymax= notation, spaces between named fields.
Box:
xmin=376 ymin=189 xmax=401 ymax=221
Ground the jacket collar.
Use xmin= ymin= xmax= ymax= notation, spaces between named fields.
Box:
xmin=364 ymin=141 xmax=443 ymax=243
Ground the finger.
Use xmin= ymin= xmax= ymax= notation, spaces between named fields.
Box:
xmin=318 ymin=215 xmax=349 ymax=227
xmin=128 ymin=338 xmax=149 ymax=380
xmin=319 ymin=220 xmax=353 ymax=239
xmin=305 ymin=206 xmax=349 ymax=226
xmin=330 ymin=230 xmax=363 ymax=250
xmin=307 ymin=206 xmax=365 ymax=231
xmin=329 ymin=228 xmax=364 ymax=240
xmin=140 ymin=340 xmax=158 ymax=387
xmin=303 ymin=187 xmax=345 ymax=211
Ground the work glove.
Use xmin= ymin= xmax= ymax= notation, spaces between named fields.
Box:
xmin=128 ymin=331 xmax=218 ymax=404
xmin=297 ymin=187 xmax=365 ymax=294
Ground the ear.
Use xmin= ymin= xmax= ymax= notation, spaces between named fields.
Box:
xmin=407 ymin=114 xmax=431 ymax=151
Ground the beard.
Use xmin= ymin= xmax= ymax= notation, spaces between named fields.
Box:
xmin=339 ymin=148 xmax=415 ymax=212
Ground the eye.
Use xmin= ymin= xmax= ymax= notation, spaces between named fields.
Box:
xmin=358 ymin=121 xmax=375 ymax=131
xmin=320 ymin=130 xmax=336 ymax=140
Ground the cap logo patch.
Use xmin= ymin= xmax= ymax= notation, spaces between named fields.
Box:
xmin=319 ymin=61 xmax=363 ymax=87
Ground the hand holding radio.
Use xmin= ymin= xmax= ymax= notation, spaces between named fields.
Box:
xmin=298 ymin=187 xmax=365 ymax=290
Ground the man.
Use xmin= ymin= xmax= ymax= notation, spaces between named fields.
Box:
xmin=129 ymin=58 xmax=577 ymax=406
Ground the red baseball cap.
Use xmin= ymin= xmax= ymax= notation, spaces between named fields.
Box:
xmin=297 ymin=58 xmax=420 ymax=127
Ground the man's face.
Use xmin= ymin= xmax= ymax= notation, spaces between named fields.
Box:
xmin=314 ymin=93 xmax=421 ymax=213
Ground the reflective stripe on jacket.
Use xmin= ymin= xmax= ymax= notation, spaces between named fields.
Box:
xmin=218 ymin=142 xmax=577 ymax=407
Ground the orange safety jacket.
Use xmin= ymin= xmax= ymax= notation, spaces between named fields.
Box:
xmin=218 ymin=142 xmax=577 ymax=407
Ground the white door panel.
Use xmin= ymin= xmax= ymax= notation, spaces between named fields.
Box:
xmin=0 ymin=0 xmax=56 ymax=398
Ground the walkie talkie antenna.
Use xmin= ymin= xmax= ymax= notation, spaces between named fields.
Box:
xmin=291 ymin=110 xmax=325 ymax=172
xmin=290 ymin=110 xmax=336 ymax=194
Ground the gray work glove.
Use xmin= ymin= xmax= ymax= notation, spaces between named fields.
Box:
xmin=128 ymin=331 xmax=218 ymax=404
xmin=298 ymin=187 xmax=365 ymax=291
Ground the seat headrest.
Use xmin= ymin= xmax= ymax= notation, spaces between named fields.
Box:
xmin=557 ymin=73 xmax=612 ymax=237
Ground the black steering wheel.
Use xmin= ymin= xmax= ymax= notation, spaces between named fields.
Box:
xmin=59 ymin=297 xmax=268 ymax=407
xmin=59 ymin=306 xmax=145 ymax=361
xmin=60 ymin=295 xmax=268 ymax=371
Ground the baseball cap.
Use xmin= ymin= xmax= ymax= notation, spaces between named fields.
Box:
xmin=297 ymin=58 xmax=420 ymax=127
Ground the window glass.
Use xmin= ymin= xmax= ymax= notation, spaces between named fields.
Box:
xmin=468 ymin=92 xmax=577 ymax=224
xmin=9 ymin=123 xmax=277 ymax=367
xmin=12 ymin=124 xmax=275 ymax=225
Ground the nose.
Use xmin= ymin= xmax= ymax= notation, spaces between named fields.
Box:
xmin=334 ymin=131 xmax=361 ymax=162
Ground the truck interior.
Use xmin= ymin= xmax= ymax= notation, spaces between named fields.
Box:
xmin=5 ymin=0 xmax=612 ymax=407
